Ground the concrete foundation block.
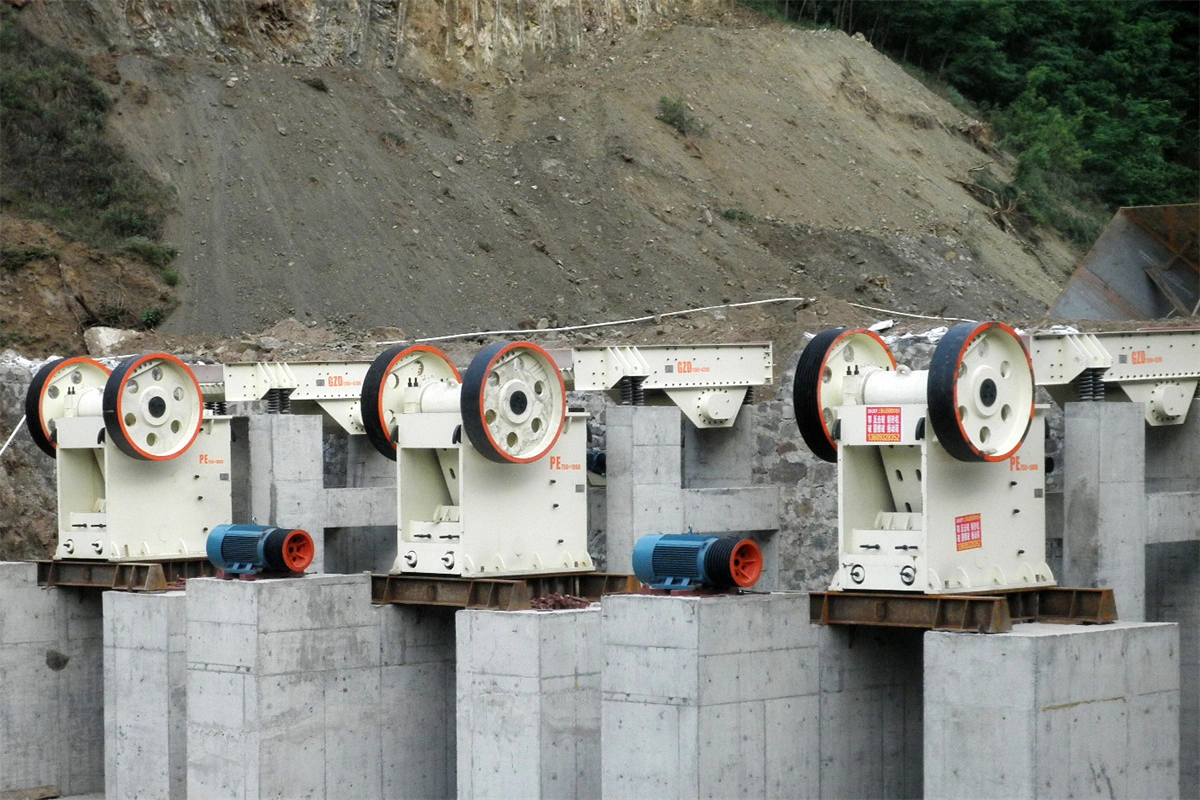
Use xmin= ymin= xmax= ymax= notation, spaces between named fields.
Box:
xmin=683 ymin=410 xmax=755 ymax=489
xmin=817 ymin=627 xmax=923 ymax=799
xmin=457 ymin=607 xmax=600 ymax=800
xmin=682 ymin=486 xmax=780 ymax=535
xmin=1063 ymin=402 xmax=1148 ymax=620
xmin=0 ymin=563 xmax=104 ymax=797
xmin=924 ymin=622 xmax=1180 ymax=800
xmin=377 ymin=604 xmax=456 ymax=800
xmin=1148 ymin=541 xmax=1200 ymax=799
xmin=186 ymin=574 xmax=382 ymax=800
xmin=601 ymin=593 xmax=818 ymax=800
xmin=632 ymin=405 xmax=683 ymax=447
xmin=1146 ymin=399 xmax=1200 ymax=493
xmin=104 ymin=590 xmax=187 ymax=800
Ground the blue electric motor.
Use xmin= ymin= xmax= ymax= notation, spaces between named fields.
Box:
xmin=632 ymin=533 xmax=764 ymax=591
xmin=206 ymin=524 xmax=315 ymax=575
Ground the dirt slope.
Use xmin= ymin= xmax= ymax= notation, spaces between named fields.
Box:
xmin=70 ymin=18 xmax=1076 ymax=342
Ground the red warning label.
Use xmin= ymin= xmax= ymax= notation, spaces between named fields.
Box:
xmin=955 ymin=513 xmax=982 ymax=551
xmin=865 ymin=406 xmax=902 ymax=443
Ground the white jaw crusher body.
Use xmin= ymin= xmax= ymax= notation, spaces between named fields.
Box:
xmin=794 ymin=322 xmax=1055 ymax=594
xmin=361 ymin=342 xmax=593 ymax=578
xmin=27 ymin=354 xmax=231 ymax=561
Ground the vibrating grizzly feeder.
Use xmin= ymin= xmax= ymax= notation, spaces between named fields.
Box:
xmin=793 ymin=322 xmax=1055 ymax=594
xmin=26 ymin=353 xmax=232 ymax=561
xmin=362 ymin=341 xmax=594 ymax=578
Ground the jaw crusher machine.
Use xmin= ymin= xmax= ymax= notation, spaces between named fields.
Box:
xmin=361 ymin=341 xmax=594 ymax=578
xmin=793 ymin=321 xmax=1055 ymax=594
xmin=26 ymin=353 xmax=232 ymax=561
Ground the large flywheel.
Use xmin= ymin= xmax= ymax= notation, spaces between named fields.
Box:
xmin=460 ymin=342 xmax=566 ymax=464
xmin=361 ymin=344 xmax=461 ymax=459
xmin=793 ymin=328 xmax=896 ymax=462
xmin=927 ymin=321 xmax=1034 ymax=462
xmin=102 ymin=353 xmax=205 ymax=461
xmin=25 ymin=356 xmax=111 ymax=457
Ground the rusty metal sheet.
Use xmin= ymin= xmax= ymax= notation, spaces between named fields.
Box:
xmin=811 ymin=586 xmax=1118 ymax=633
xmin=1049 ymin=204 xmax=1199 ymax=320
xmin=0 ymin=786 xmax=61 ymax=800
xmin=810 ymin=591 xmax=1014 ymax=633
xmin=371 ymin=572 xmax=638 ymax=610
xmin=36 ymin=559 xmax=215 ymax=592
xmin=1003 ymin=587 xmax=1118 ymax=624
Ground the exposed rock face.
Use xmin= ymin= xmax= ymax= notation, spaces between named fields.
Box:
xmin=19 ymin=0 xmax=720 ymax=77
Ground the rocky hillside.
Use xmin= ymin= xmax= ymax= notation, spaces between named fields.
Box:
xmin=6 ymin=0 xmax=1077 ymax=347
xmin=1 ymin=0 xmax=1087 ymax=561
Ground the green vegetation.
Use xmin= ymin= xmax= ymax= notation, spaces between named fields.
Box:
xmin=140 ymin=308 xmax=167 ymax=329
xmin=741 ymin=0 xmax=1199 ymax=243
xmin=722 ymin=205 xmax=756 ymax=222
xmin=120 ymin=235 xmax=178 ymax=268
xmin=0 ymin=7 xmax=175 ymax=251
xmin=656 ymin=96 xmax=708 ymax=137
xmin=1 ymin=244 xmax=61 ymax=270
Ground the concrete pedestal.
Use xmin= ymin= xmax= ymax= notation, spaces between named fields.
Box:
xmin=186 ymin=574 xmax=382 ymax=799
xmin=605 ymin=406 xmax=779 ymax=581
xmin=456 ymin=607 xmax=601 ymax=800
xmin=924 ymin=622 xmax=1179 ymax=800
xmin=0 ymin=562 xmax=103 ymax=797
xmin=818 ymin=627 xmax=923 ymax=799
xmin=247 ymin=415 xmax=328 ymax=572
xmin=104 ymin=590 xmax=187 ymax=800
xmin=601 ymin=593 xmax=817 ymax=800
xmin=1063 ymin=402 xmax=1147 ymax=620
xmin=1147 ymin=542 xmax=1199 ymax=799
xmin=379 ymin=604 xmax=456 ymax=800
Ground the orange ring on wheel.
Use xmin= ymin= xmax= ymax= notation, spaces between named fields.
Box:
xmin=460 ymin=341 xmax=566 ymax=464
xmin=102 ymin=353 xmax=204 ymax=461
xmin=361 ymin=344 xmax=461 ymax=460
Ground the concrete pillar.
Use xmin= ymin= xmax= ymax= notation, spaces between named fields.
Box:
xmin=0 ymin=563 xmax=104 ymax=797
xmin=1147 ymin=541 xmax=1199 ymax=799
xmin=605 ymin=406 xmax=684 ymax=574
xmin=456 ymin=607 xmax=601 ymax=800
xmin=104 ymin=590 xmax=187 ymax=800
xmin=379 ymin=604 xmax=456 ymax=800
xmin=682 ymin=409 xmax=756 ymax=489
xmin=186 ymin=574 xmax=382 ymax=799
xmin=817 ymin=627 xmax=923 ymax=799
xmin=1145 ymin=401 xmax=1200 ymax=800
xmin=326 ymin=435 xmax=400 ymax=574
xmin=606 ymin=406 xmax=779 ymax=579
xmin=248 ymin=414 xmax=328 ymax=572
xmin=601 ymin=593 xmax=818 ymax=799
xmin=924 ymin=622 xmax=1180 ymax=800
xmin=1145 ymin=398 xmax=1200 ymax=494
xmin=1063 ymin=402 xmax=1147 ymax=620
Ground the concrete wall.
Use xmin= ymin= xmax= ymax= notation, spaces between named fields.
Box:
xmin=925 ymin=622 xmax=1180 ymax=800
xmin=605 ymin=405 xmax=779 ymax=583
xmin=818 ymin=627 xmax=923 ymax=799
xmin=182 ymin=574 xmax=456 ymax=800
xmin=186 ymin=574 xmax=384 ymax=799
xmin=601 ymin=593 xmax=819 ymax=800
xmin=457 ymin=607 xmax=600 ymax=800
xmin=0 ymin=562 xmax=104 ymax=797
xmin=379 ymin=604 xmax=457 ymax=800
xmin=104 ymin=590 xmax=187 ymax=800
xmin=1062 ymin=402 xmax=1148 ymax=621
